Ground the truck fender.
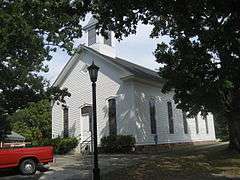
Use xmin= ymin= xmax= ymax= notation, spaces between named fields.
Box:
xmin=18 ymin=156 xmax=39 ymax=166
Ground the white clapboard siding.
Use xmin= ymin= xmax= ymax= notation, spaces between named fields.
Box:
xmin=52 ymin=50 xmax=136 ymax=148
xmin=52 ymin=47 xmax=216 ymax=150
xmin=133 ymin=81 xmax=216 ymax=145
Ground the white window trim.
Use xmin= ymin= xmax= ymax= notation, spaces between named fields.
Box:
xmin=81 ymin=64 xmax=89 ymax=73
xmin=105 ymin=95 xmax=118 ymax=102
xmin=79 ymin=103 xmax=92 ymax=109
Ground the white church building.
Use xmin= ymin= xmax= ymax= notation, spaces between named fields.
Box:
xmin=51 ymin=17 xmax=216 ymax=152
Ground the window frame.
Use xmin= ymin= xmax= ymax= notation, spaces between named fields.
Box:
xmin=182 ymin=111 xmax=188 ymax=134
xmin=63 ymin=106 xmax=69 ymax=138
xmin=108 ymin=98 xmax=117 ymax=136
xmin=204 ymin=115 xmax=209 ymax=134
xmin=195 ymin=115 xmax=199 ymax=134
xmin=167 ymin=101 xmax=174 ymax=134
xmin=149 ymin=98 xmax=157 ymax=134
xmin=103 ymin=31 xmax=112 ymax=46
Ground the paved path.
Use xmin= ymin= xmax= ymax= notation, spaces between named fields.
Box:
xmin=0 ymin=143 xmax=236 ymax=180
xmin=0 ymin=154 xmax=148 ymax=180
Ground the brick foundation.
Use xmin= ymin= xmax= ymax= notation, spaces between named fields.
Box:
xmin=135 ymin=140 xmax=216 ymax=153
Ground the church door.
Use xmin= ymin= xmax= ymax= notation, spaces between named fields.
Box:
xmin=81 ymin=106 xmax=92 ymax=143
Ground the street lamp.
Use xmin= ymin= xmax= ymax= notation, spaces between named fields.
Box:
xmin=87 ymin=61 xmax=100 ymax=180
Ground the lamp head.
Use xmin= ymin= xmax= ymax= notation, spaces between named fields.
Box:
xmin=87 ymin=61 xmax=99 ymax=82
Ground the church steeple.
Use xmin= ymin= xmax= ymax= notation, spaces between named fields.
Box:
xmin=83 ymin=17 xmax=116 ymax=58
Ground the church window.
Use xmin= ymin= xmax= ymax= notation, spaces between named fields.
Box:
xmin=104 ymin=31 xmax=112 ymax=46
xmin=167 ymin=101 xmax=174 ymax=134
xmin=108 ymin=98 xmax=117 ymax=136
xmin=195 ymin=115 xmax=199 ymax=134
xmin=149 ymin=98 xmax=157 ymax=134
xmin=204 ymin=115 xmax=209 ymax=134
xmin=63 ymin=107 xmax=69 ymax=137
xmin=183 ymin=111 xmax=188 ymax=134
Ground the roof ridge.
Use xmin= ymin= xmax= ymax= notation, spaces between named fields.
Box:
xmin=82 ymin=45 xmax=161 ymax=81
xmin=83 ymin=45 xmax=158 ymax=75
xmin=53 ymin=45 xmax=161 ymax=87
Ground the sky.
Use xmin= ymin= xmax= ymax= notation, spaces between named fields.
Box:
xmin=43 ymin=15 xmax=169 ymax=83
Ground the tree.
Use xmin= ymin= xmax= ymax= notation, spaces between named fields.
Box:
xmin=8 ymin=99 xmax=51 ymax=141
xmin=90 ymin=0 xmax=240 ymax=151
xmin=214 ymin=112 xmax=229 ymax=142
xmin=0 ymin=0 xmax=88 ymax=139
xmin=0 ymin=114 xmax=10 ymax=140
xmin=1 ymin=0 xmax=240 ymax=151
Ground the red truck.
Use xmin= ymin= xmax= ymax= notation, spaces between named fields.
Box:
xmin=0 ymin=146 xmax=53 ymax=175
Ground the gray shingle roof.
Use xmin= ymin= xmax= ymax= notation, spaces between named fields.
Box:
xmin=53 ymin=45 xmax=162 ymax=87
xmin=5 ymin=131 xmax=25 ymax=141
xmin=83 ymin=46 xmax=161 ymax=82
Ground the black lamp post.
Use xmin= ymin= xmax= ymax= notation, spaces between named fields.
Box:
xmin=87 ymin=61 xmax=100 ymax=180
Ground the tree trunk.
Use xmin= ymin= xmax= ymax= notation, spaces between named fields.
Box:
xmin=228 ymin=116 xmax=240 ymax=151
xmin=227 ymin=89 xmax=240 ymax=152
xmin=0 ymin=114 xmax=9 ymax=141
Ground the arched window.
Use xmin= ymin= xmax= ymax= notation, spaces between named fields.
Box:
xmin=108 ymin=98 xmax=117 ymax=136
xmin=195 ymin=115 xmax=199 ymax=134
xmin=63 ymin=107 xmax=69 ymax=137
xmin=81 ymin=106 xmax=92 ymax=116
xmin=167 ymin=101 xmax=174 ymax=134
xmin=104 ymin=31 xmax=112 ymax=46
xmin=149 ymin=98 xmax=157 ymax=134
xmin=204 ymin=115 xmax=209 ymax=134
xmin=182 ymin=111 xmax=188 ymax=134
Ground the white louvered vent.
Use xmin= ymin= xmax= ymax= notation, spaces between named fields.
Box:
xmin=88 ymin=28 xmax=96 ymax=46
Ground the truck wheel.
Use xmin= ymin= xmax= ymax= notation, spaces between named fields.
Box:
xmin=19 ymin=159 xmax=37 ymax=175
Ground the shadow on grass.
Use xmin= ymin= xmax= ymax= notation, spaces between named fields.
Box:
xmin=1 ymin=144 xmax=237 ymax=180
xmin=101 ymin=143 xmax=240 ymax=180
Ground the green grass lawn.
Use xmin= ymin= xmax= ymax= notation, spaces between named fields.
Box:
xmin=101 ymin=143 xmax=240 ymax=180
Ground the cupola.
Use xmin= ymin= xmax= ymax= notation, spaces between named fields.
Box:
xmin=83 ymin=17 xmax=116 ymax=58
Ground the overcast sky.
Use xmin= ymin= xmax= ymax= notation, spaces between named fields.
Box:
xmin=43 ymin=15 xmax=169 ymax=83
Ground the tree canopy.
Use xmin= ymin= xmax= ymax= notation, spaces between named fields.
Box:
xmin=0 ymin=0 xmax=89 ymax=113
xmin=0 ymin=0 xmax=84 ymax=138
xmin=1 ymin=0 xmax=240 ymax=150
xmin=92 ymin=0 xmax=240 ymax=150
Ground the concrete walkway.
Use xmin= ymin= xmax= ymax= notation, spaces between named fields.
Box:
xmin=0 ymin=143 xmax=235 ymax=180
xmin=41 ymin=154 xmax=148 ymax=180
xmin=0 ymin=153 xmax=148 ymax=180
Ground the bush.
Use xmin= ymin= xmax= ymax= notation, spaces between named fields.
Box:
xmin=101 ymin=135 xmax=135 ymax=154
xmin=31 ymin=137 xmax=78 ymax=154
xmin=55 ymin=137 xmax=78 ymax=154
xmin=8 ymin=99 xmax=52 ymax=142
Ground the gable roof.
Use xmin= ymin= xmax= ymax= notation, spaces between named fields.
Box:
xmin=84 ymin=46 xmax=161 ymax=81
xmin=53 ymin=45 xmax=161 ymax=87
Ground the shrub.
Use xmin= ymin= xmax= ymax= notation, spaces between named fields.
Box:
xmin=8 ymin=99 xmax=52 ymax=142
xmin=31 ymin=137 xmax=78 ymax=154
xmin=101 ymin=135 xmax=135 ymax=154
xmin=55 ymin=137 xmax=78 ymax=154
